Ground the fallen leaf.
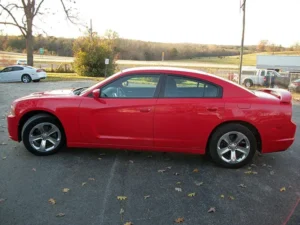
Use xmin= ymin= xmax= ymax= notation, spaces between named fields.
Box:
xmin=32 ymin=168 xmax=36 ymax=172
xmin=193 ymin=168 xmax=199 ymax=173
xmin=208 ymin=207 xmax=216 ymax=213
xmin=124 ymin=222 xmax=133 ymax=225
xmin=147 ymin=155 xmax=153 ymax=158
xmin=144 ymin=195 xmax=150 ymax=199
xmin=120 ymin=208 xmax=124 ymax=214
xmin=267 ymin=165 xmax=272 ymax=168
xmin=247 ymin=167 xmax=252 ymax=170
xmin=220 ymin=194 xmax=225 ymax=198
xmin=62 ymin=188 xmax=70 ymax=193
xmin=1 ymin=143 xmax=7 ymax=145
xmin=175 ymin=187 xmax=182 ymax=192
xmin=270 ymin=171 xmax=275 ymax=175
xmin=117 ymin=196 xmax=127 ymax=201
xmin=88 ymin=178 xmax=95 ymax=181
xmin=99 ymin=153 xmax=106 ymax=156
xmin=188 ymin=192 xmax=196 ymax=197
xmin=238 ymin=184 xmax=247 ymax=188
xmin=167 ymin=166 xmax=172 ymax=170
xmin=228 ymin=196 xmax=235 ymax=200
xmin=129 ymin=160 xmax=134 ymax=164
xmin=262 ymin=163 xmax=267 ymax=167
xmin=174 ymin=217 xmax=184 ymax=223
xmin=174 ymin=172 xmax=180 ymax=176
xmin=158 ymin=169 xmax=166 ymax=173
xmin=244 ymin=171 xmax=258 ymax=175
xmin=280 ymin=187 xmax=286 ymax=192
xmin=250 ymin=164 xmax=257 ymax=167
xmin=176 ymin=182 xmax=181 ymax=185
xmin=2 ymin=157 xmax=6 ymax=160
xmin=82 ymin=182 xmax=87 ymax=186
xmin=98 ymin=157 xmax=102 ymax=160
xmin=0 ymin=198 xmax=6 ymax=203
xmin=195 ymin=181 xmax=203 ymax=186
xmin=48 ymin=198 xmax=56 ymax=205
xmin=56 ymin=213 xmax=65 ymax=217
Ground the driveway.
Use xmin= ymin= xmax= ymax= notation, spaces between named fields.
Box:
xmin=0 ymin=81 xmax=299 ymax=225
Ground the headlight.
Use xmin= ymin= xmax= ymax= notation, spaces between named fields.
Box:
xmin=10 ymin=104 xmax=15 ymax=116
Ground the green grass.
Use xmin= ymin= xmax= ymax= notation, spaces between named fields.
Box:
xmin=176 ymin=51 xmax=300 ymax=66
xmin=46 ymin=73 xmax=104 ymax=82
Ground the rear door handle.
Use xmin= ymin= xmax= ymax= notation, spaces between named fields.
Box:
xmin=207 ymin=107 xmax=218 ymax=112
xmin=140 ymin=108 xmax=151 ymax=113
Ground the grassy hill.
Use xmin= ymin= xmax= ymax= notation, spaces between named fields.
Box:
xmin=181 ymin=51 xmax=300 ymax=66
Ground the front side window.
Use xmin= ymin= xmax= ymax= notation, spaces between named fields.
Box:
xmin=101 ymin=74 xmax=160 ymax=98
xmin=2 ymin=67 xmax=12 ymax=72
xmin=164 ymin=75 xmax=220 ymax=98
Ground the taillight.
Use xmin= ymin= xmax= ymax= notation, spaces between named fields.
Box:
xmin=36 ymin=69 xmax=44 ymax=72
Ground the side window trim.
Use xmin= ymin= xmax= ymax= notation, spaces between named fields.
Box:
xmin=99 ymin=73 xmax=163 ymax=99
xmin=159 ymin=74 xmax=223 ymax=99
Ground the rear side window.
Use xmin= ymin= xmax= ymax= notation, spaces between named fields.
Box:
xmin=12 ymin=66 xmax=24 ymax=71
xmin=164 ymin=75 xmax=221 ymax=98
xmin=2 ymin=67 xmax=12 ymax=72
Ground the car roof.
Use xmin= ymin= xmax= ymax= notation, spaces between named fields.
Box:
xmin=121 ymin=66 xmax=218 ymax=78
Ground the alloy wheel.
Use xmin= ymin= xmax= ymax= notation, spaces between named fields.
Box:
xmin=28 ymin=122 xmax=61 ymax=152
xmin=216 ymin=131 xmax=250 ymax=164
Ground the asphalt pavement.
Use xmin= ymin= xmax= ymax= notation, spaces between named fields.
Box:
xmin=0 ymin=81 xmax=300 ymax=225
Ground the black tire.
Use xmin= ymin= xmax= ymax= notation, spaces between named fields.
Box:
xmin=21 ymin=74 xmax=32 ymax=83
xmin=33 ymin=79 xmax=40 ymax=82
xmin=209 ymin=123 xmax=257 ymax=168
xmin=22 ymin=114 xmax=65 ymax=156
xmin=244 ymin=79 xmax=253 ymax=88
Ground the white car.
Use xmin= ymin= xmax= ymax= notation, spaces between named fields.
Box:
xmin=16 ymin=59 xmax=27 ymax=65
xmin=0 ymin=65 xmax=47 ymax=83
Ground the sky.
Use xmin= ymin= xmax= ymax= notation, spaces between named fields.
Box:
xmin=1 ymin=0 xmax=300 ymax=47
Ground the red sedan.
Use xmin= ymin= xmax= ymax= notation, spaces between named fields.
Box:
xmin=7 ymin=67 xmax=296 ymax=168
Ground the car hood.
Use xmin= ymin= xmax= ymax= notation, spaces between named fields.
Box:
xmin=15 ymin=88 xmax=76 ymax=102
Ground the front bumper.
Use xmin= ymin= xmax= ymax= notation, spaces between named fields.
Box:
xmin=7 ymin=115 xmax=19 ymax=141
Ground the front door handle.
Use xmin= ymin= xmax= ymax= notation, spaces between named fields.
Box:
xmin=140 ymin=108 xmax=151 ymax=113
xmin=207 ymin=107 xmax=217 ymax=112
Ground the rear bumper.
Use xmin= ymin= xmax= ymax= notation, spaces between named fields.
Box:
xmin=7 ymin=115 xmax=19 ymax=142
xmin=261 ymin=121 xmax=296 ymax=153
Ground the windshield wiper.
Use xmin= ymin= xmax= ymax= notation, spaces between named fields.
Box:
xmin=73 ymin=87 xmax=88 ymax=95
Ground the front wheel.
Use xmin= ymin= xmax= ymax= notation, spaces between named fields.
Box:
xmin=22 ymin=114 xmax=65 ymax=156
xmin=209 ymin=124 xmax=257 ymax=168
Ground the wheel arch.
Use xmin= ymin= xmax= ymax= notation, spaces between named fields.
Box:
xmin=206 ymin=120 xmax=262 ymax=154
xmin=18 ymin=110 xmax=65 ymax=142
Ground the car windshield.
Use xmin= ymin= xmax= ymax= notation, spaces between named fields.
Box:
xmin=79 ymin=71 xmax=122 ymax=96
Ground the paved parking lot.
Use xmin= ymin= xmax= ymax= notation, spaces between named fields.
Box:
xmin=0 ymin=81 xmax=300 ymax=225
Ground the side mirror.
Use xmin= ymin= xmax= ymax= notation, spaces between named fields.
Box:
xmin=92 ymin=89 xmax=100 ymax=99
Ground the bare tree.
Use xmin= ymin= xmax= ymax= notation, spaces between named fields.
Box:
xmin=0 ymin=0 xmax=77 ymax=66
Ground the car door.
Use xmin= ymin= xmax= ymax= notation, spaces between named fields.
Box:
xmin=79 ymin=74 xmax=162 ymax=147
xmin=11 ymin=66 xmax=24 ymax=81
xmin=154 ymin=74 xmax=225 ymax=152
xmin=0 ymin=67 xmax=13 ymax=82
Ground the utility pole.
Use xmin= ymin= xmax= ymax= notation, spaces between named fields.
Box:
xmin=239 ymin=0 xmax=246 ymax=85
xmin=89 ymin=19 xmax=93 ymax=41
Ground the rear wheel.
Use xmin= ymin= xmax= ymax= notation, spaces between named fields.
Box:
xmin=21 ymin=74 xmax=32 ymax=83
xmin=22 ymin=114 xmax=65 ymax=156
xmin=209 ymin=124 xmax=257 ymax=168
xmin=244 ymin=79 xmax=253 ymax=88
